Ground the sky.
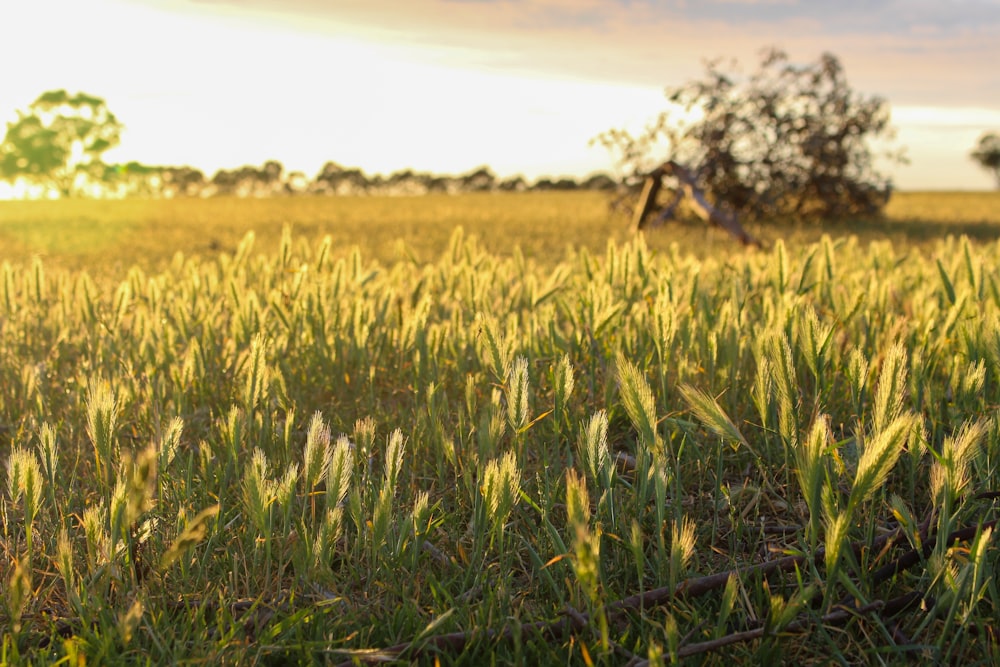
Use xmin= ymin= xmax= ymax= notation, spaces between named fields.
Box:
xmin=2 ymin=0 xmax=999 ymax=191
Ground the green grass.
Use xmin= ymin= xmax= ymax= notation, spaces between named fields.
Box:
xmin=1 ymin=192 xmax=1000 ymax=664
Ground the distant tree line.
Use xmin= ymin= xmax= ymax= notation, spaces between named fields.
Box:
xmin=89 ymin=161 xmax=619 ymax=199
xmin=8 ymin=153 xmax=617 ymax=199
xmin=7 ymin=84 xmax=996 ymax=205
xmin=0 ymin=89 xmax=616 ymax=199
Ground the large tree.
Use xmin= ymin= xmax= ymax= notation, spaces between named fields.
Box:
xmin=0 ymin=90 xmax=124 ymax=197
xmin=595 ymin=49 xmax=905 ymax=225
xmin=970 ymin=133 xmax=1000 ymax=189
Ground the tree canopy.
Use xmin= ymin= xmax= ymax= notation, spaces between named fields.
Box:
xmin=970 ymin=133 xmax=1000 ymax=189
xmin=0 ymin=90 xmax=124 ymax=197
xmin=595 ymin=48 xmax=905 ymax=224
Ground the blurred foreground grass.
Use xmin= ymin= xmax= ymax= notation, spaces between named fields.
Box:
xmin=1 ymin=191 xmax=998 ymax=277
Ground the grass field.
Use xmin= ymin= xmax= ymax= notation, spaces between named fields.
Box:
xmin=1 ymin=191 xmax=1000 ymax=663
xmin=2 ymin=191 xmax=999 ymax=274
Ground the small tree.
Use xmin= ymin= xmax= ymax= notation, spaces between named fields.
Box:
xmin=970 ymin=133 xmax=1000 ymax=189
xmin=594 ymin=49 xmax=905 ymax=223
xmin=459 ymin=166 xmax=497 ymax=192
xmin=0 ymin=90 xmax=124 ymax=197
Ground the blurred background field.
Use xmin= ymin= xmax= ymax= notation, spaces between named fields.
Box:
xmin=2 ymin=191 xmax=999 ymax=278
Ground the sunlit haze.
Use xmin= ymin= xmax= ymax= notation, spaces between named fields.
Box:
xmin=3 ymin=0 xmax=999 ymax=193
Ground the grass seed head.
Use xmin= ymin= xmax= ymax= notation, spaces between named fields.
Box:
xmin=326 ymin=436 xmax=355 ymax=510
xmin=86 ymin=381 xmax=120 ymax=489
xmin=616 ymin=352 xmax=660 ymax=452
xmin=506 ymin=356 xmax=530 ymax=432
xmin=579 ymin=410 xmax=611 ymax=485
xmin=383 ymin=428 xmax=406 ymax=492
xmin=312 ymin=507 xmax=343 ymax=575
xmin=478 ymin=314 xmax=513 ymax=382
xmin=159 ymin=416 xmax=183 ymax=471
xmin=6 ymin=558 xmax=31 ymax=633
xmin=303 ymin=411 xmax=331 ymax=492
xmin=872 ymin=343 xmax=908 ymax=434
xmin=679 ymin=384 xmax=748 ymax=450
xmin=82 ymin=503 xmax=110 ymax=572
xmin=850 ymin=413 xmax=914 ymax=513
xmin=6 ymin=447 xmax=42 ymax=516
xmin=565 ymin=469 xmax=591 ymax=530
xmin=56 ymin=528 xmax=75 ymax=590
xmin=483 ymin=451 xmax=520 ymax=532
xmin=555 ymin=353 xmax=575 ymax=408
xmin=242 ymin=448 xmax=277 ymax=535
xmin=931 ymin=418 xmax=987 ymax=504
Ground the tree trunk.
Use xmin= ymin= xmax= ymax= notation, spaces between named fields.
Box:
xmin=633 ymin=161 xmax=764 ymax=248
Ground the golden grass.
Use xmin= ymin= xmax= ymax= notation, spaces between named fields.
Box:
xmin=1 ymin=191 xmax=998 ymax=278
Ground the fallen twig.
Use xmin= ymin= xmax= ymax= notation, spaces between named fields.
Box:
xmin=868 ymin=519 xmax=997 ymax=588
xmin=333 ymin=511 xmax=1000 ymax=664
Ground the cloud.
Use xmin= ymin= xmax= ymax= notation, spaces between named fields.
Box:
xmin=160 ymin=0 xmax=999 ymax=107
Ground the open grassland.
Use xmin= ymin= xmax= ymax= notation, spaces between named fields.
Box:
xmin=1 ymin=191 xmax=999 ymax=276
xmin=1 ymin=193 xmax=1000 ymax=663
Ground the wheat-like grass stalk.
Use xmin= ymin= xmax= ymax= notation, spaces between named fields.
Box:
xmin=930 ymin=418 xmax=987 ymax=506
xmin=849 ymin=413 xmax=915 ymax=515
xmin=798 ymin=305 xmax=833 ymax=384
xmin=383 ymin=428 xmax=406 ymax=493
xmin=29 ymin=255 xmax=45 ymax=305
xmin=565 ymin=468 xmax=607 ymax=647
xmin=554 ymin=353 xmax=575 ymax=419
xmin=56 ymin=528 xmax=76 ymax=598
xmin=616 ymin=352 xmax=660 ymax=452
xmin=846 ymin=347 xmax=870 ymax=416
xmin=302 ymin=411 xmax=331 ymax=493
xmin=6 ymin=447 xmax=42 ymax=561
xmin=158 ymin=416 xmax=183 ymax=472
xmin=797 ymin=415 xmax=832 ymax=549
xmin=872 ymin=343 xmax=908 ymax=434
xmin=678 ymin=384 xmax=748 ymax=450
xmin=326 ymin=435 xmax=354 ymax=511
xmin=506 ymin=356 xmax=530 ymax=433
xmin=751 ymin=356 xmax=773 ymax=431
xmin=669 ymin=515 xmax=696 ymax=590
xmin=353 ymin=416 xmax=376 ymax=461
xmin=276 ymin=463 xmax=299 ymax=527
xmin=242 ymin=448 xmax=277 ymax=536
xmin=242 ymin=333 xmax=270 ymax=413
xmin=6 ymin=558 xmax=31 ymax=634
xmin=159 ymin=504 xmax=220 ymax=572
xmin=479 ymin=314 xmax=512 ymax=383
xmin=482 ymin=450 xmax=520 ymax=540
xmin=82 ymin=502 xmax=110 ymax=575
xmin=312 ymin=507 xmax=343 ymax=577
xmin=0 ymin=260 xmax=14 ymax=315
xmin=124 ymin=446 xmax=157 ymax=526
xmin=768 ymin=333 xmax=799 ymax=447
xmin=822 ymin=506 xmax=851 ymax=591
xmin=578 ymin=410 xmax=611 ymax=487
xmin=86 ymin=381 xmax=120 ymax=491
xmin=37 ymin=422 xmax=59 ymax=493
